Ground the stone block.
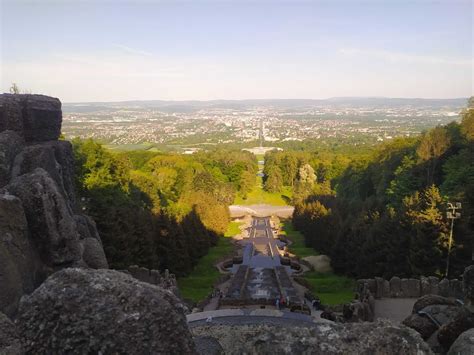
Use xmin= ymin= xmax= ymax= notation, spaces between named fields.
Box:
xmin=439 ymin=278 xmax=450 ymax=297
xmin=390 ymin=276 xmax=401 ymax=297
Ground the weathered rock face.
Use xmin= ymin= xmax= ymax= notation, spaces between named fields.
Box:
xmin=0 ymin=194 xmax=44 ymax=317
xmin=0 ymin=312 xmax=22 ymax=355
xmin=438 ymin=307 xmax=474 ymax=351
xmin=2 ymin=169 xmax=82 ymax=267
xmin=74 ymin=215 xmax=108 ymax=269
xmin=412 ymin=295 xmax=458 ymax=314
xmin=11 ymin=141 xmax=77 ymax=207
xmin=0 ymin=94 xmax=108 ymax=316
xmin=464 ymin=265 xmax=474 ymax=309
xmin=0 ymin=131 xmax=24 ymax=188
xmin=448 ymin=328 xmax=474 ymax=355
xmin=0 ymin=94 xmax=61 ymax=143
xmin=403 ymin=313 xmax=438 ymax=340
xmin=190 ymin=320 xmax=433 ymax=354
xmin=16 ymin=268 xmax=195 ymax=354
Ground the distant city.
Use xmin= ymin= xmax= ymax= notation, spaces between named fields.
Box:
xmin=62 ymin=97 xmax=466 ymax=150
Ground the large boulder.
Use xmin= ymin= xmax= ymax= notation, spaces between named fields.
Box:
xmin=448 ymin=328 xmax=474 ymax=355
xmin=0 ymin=94 xmax=61 ymax=143
xmin=0 ymin=194 xmax=44 ymax=317
xmin=464 ymin=265 xmax=474 ymax=309
xmin=413 ymin=295 xmax=458 ymax=314
xmin=191 ymin=319 xmax=433 ymax=354
xmin=16 ymin=268 xmax=195 ymax=354
xmin=11 ymin=141 xmax=77 ymax=207
xmin=0 ymin=131 xmax=24 ymax=188
xmin=2 ymin=168 xmax=82 ymax=267
xmin=420 ymin=305 xmax=462 ymax=326
xmin=74 ymin=215 xmax=108 ymax=269
xmin=438 ymin=307 xmax=474 ymax=351
xmin=0 ymin=312 xmax=22 ymax=355
xmin=402 ymin=313 xmax=438 ymax=339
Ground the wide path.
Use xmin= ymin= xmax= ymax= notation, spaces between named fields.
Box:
xmin=226 ymin=216 xmax=300 ymax=304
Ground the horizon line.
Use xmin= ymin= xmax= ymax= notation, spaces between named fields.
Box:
xmin=62 ymin=96 xmax=470 ymax=105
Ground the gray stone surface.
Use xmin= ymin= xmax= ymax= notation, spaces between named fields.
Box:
xmin=375 ymin=277 xmax=384 ymax=299
xmin=421 ymin=305 xmax=461 ymax=326
xmin=464 ymin=265 xmax=474 ymax=308
xmin=420 ymin=276 xmax=431 ymax=296
xmin=0 ymin=194 xmax=44 ymax=317
xmin=191 ymin=319 xmax=433 ymax=354
xmin=0 ymin=94 xmax=61 ymax=142
xmin=74 ymin=214 xmax=108 ymax=269
xmin=390 ymin=276 xmax=402 ymax=297
xmin=2 ymin=169 xmax=82 ymax=267
xmin=0 ymin=312 xmax=22 ymax=355
xmin=448 ymin=328 xmax=474 ymax=355
xmin=401 ymin=278 xmax=421 ymax=298
xmin=81 ymin=237 xmax=108 ymax=269
xmin=428 ymin=276 xmax=439 ymax=295
xmin=11 ymin=141 xmax=77 ymax=207
xmin=403 ymin=313 xmax=438 ymax=339
xmin=438 ymin=307 xmax=474 ymax=351
xmin=0 ymin=131 xmax=24 ymax=188
xmin=16 ymin=268 xmax=195 ymax=354
xmin=413 ymin=295 xmax=458 ymax=314
xmin=439 ymin=278 xmax=450 ymax=297
xmin=194 ymin=336 xmax=224 ymax=355
xmin=382 ymin=279 xmax=391 ymax=298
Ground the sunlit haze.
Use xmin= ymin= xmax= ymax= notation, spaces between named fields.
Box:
xmin=1 ymin=0 xmax=472 ymax=102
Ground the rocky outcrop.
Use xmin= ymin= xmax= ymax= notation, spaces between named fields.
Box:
xmin=0 ymin=94 xmax=108 ymax=316
xmin=0 ymin=131 xmax=24 ymax=187
xmin=413 ymin=295 xmax=458 ymax=314
xmin=190 ymin=319 xmax=433 ymax=354
xmin=16 ymin=268 xmax=195 ymax=354
xmin=0 ymin=312 xmax=22 ymax=355
xmin=0 ymin=94 xmax=61 ymax=143
xmin=11 ymin=141 xmax=77 ymax=206
xmin=0 ymin=194 xmax=44 ymax=317
xmin=448 ymin=328 xmax=474 ymax=355
xmin=3 ymin=169 xmax=83 ymax=267
xmin=403 ymin=265 xmax=474 ymax=353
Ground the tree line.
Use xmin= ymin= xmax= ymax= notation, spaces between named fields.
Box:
xmin=72 ymin=141 xmax=257 ymax=276
xmin=266 ymin=98 xmax=473 ymax=279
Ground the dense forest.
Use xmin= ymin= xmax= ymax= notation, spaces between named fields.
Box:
xmin=265 ymin=98 xmax=474 ymax=279
xmin=72 ymin=141 xmax=257 ymax=275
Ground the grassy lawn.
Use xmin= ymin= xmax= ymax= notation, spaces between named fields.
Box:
xmin=280 ymin=221 xmax=316 ymax=258
xmin=225 ymin=221 xmax=242 ymax=237
xmin=234 ymin=176 xmax=292 ymax=206
xmin=303 ymin=271 xmax=355 ymax=305
xmin=281 ymin=220 xmax=355 ymax=305
xmin=177 ymin=221 xmax=241 ymax=303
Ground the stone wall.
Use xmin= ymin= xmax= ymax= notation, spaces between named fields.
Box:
xmin=357 ymin=276 xmax=464 ymax=300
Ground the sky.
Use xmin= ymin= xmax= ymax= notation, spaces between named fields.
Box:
xmin=0 ymin=0 xmax=472 ymax=102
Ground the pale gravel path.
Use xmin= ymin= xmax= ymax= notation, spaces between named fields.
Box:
xmin=374 ymin=298 xmax=416 ymax=323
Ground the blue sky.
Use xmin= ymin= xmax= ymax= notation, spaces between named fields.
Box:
xmin=1 ymin=0 xmax=472 ymax=102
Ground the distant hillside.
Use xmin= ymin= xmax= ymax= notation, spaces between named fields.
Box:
xmin=63 ymin=97 xmax=467 ymax=113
